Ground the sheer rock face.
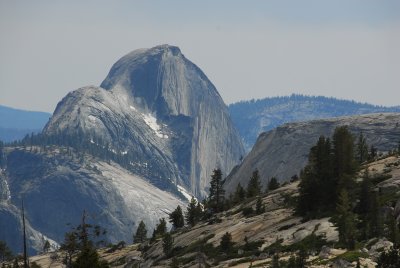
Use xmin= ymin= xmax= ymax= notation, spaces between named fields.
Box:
xmin=44 ymin=45 xmax=244 ymax=197
xmin=224 ymin=113 xmax=400 ymax=194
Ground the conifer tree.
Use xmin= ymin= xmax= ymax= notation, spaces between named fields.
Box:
xmin=336 ymin=189 xmax=356 ymax=249
xmin=297 ymin=135 xmax=336 ymax=216
xmin=233 ymin=183 xmax=246 ymax=204
xmin=333 ymin=126 xmax=357 ymax=192
xmin=67 ymin=211 xmax=109 ymax=268
xmin=369 ymin=145 xmax=377 ymax=161
xmin=209 ymin=169 xmax=225 ymax=212
xmin=357 ymin=170 xmax=373 ymax=239
xmin=12 ymin=258 xmax=19 ymax=268
xmin=0 ymin=240 xmax=13 ymax=262
xmin=155 ymin=218 xmax=167 ymax=237
xmin=267 ymin=177 xmax=280 ymax=191
xmin=162 ymin=233 xmax=174 ymax=257
xmin=358 ymin=170 xmax=372 ymax=215
xmin=61 ymin=231 xmax=79 ymax=267
xmin=169 ymin=205 xmax=185 ymax=229
xmin=388 ymin=214 xmax=400 ymax=247
xmin=398 ymin=140 xmax=400 ymax=154
xmin=256 ymin=196 xmax=265 ymax=214
xmin=297 ymin=166 xmax=319 ymax=217
xmin=377 ymin=247 xmax=400 ymax=267
xmin=133 ymin=220 xmax=147 ymax=243
xmin=247 ymin=169 xmax=262 ymax=198
xmin=186 ymin=197 xmax=201 ymax=226
xmin=356 ymin=133 xmax=369 ymax=164
xmin=195 ymin=202 xmax=203 ymax=220
xmin=272 ymin=254 xmax=280 ymax=268
xmin=369 ymin=192 xmax=383 ymax=238
xmin=220 ymin=232 xmax=233 ymax=253
xmin=43 ymin=240 xmax=50 ymax=253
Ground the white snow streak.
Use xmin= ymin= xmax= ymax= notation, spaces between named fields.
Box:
xmin=4 ymin=179 xmax=11 ymax=201
xmin=177 ymin=185 xmax=195 ymax=202
xmin=142 ymin=113 xmax=168 ymax=139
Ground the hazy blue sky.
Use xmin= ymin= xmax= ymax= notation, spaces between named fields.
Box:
xmin=0 ymin=1 xmax=399 ymax=112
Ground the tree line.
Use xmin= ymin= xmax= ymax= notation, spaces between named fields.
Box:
xmin=297 ymin=126 xmax=400 ymax=252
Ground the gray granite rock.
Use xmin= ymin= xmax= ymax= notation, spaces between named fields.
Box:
xmin=0 ymin=148 xmax=185 ymax=254
xmin=44 ymin=45 xmax=244 ymax=197
xmin=224 ymin=113 xmax=400 ymax=194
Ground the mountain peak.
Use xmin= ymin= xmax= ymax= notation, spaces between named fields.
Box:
xmin=45 ymin=45 xmax=245 ymax=197
xmin=116 ymin=44 xmax=182 ymax=64
xmin=100 ymin=44 xmax=219 ymax=117
xmin=151 ymin=44 xmax=181 ymax=55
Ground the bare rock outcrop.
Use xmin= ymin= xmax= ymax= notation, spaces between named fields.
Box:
xmin=225 ymin=113 xmax=400 ymax=194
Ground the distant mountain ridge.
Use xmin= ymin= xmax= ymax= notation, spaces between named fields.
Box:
xmin=0 ymin=105 xmax=51 ymax=142
xmin=229 ymin=94 xmax=400 ymax=150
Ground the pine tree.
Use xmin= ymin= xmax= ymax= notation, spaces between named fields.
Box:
xmin=369 ymin=145 xmax=377 ymax=161
xmin=133 ymin=220 xmax=147 ymax=243
xmin=256 ymin=196 xmax=265 ymax=214
xmin=186 ymin=197 xmax=202 ymax=226
xmin=155 ymin=218 xmax=167 ymax=238
xmin=369 ymin=192 xmax=383 ymax=238
xmin=71 ymin=211 xmax=109 ymax=268
xmin=358 ymin=170 xmax=372 ymax=215
xmin=169 ymin=206 xmax=185 ymax=229
xmin=220 ymin=232 xmax=233 ymax=253
xmin=0 ymin=240 xmax=13 ymax=262
xmin=272 ymin=254 xmax=280 ymax=268
xmin=357 ymin=169 xmax=376 ymax=240
xmin=333 ymin=126 xmax=357 ymax=193
xmin=297 ymin=135 xmax=337 ymax=217
xmin=247 ymin=170 xmax=262 ymax=198
xmin=60 ymin=231 xmax=78 ymax=268
xmin=195 ymin=202 xmax=203 ymax=221
xmin=336 ymin=189 xmax=356 ymax=249
xmin=162 ymin=233 xmax=174 ymax=257
xmin=297 ymin=166 xmax=319 ymax=217
xmin=398 ymin=140 xmax=400 ymax=155
xmin=267 ymin=177 xmax=280 ymax=191
xmin=377 ymin=247 xmax=400 ymax=268
xmin=209 ymin=169 xmax=225 ymax=213
xmin=297 ymin=249 xmax=307 ymax=268
xmin=43 ymin=240 xmax=51 ymax=253
xmin=233 ymin=183 xmax=246 ymax=204
xmin=288 ymin=255 xmax=296 ymax=268
xmin=388 ymin=214 xmax=400 ymax=247
xmin=12 ymin=258 xmax=19 ymax=268
xmin=356 ymin=132 xmax=369 ymax=164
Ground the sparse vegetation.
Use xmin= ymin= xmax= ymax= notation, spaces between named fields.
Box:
xmin=3 ymin=125 xmax=400 ymax=268
xmin=60 ymin=211 xmax=109 ymax=268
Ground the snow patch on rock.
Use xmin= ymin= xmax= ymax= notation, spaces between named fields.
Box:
xmin=4 ymin=179 xmax=11 ymax=201
xmin=177 ymin=185 xmax=194 ymax=202
xmin=142 ymin=113 xmax=168 ymax=139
